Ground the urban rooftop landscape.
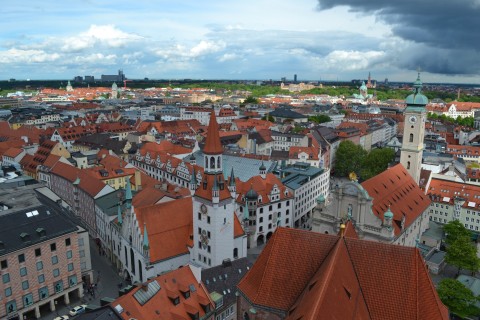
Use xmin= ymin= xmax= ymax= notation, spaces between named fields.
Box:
xmin=1 ymin=1 xmax=480 ymax=320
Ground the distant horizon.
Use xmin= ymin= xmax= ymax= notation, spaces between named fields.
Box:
xmin=2 ymin=77 xmax=480 ymax=87
xmin=1 ymin=2 xmax=480 ymax=84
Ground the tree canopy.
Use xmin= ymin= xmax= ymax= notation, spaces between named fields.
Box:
xmin=308 ymin=114 xmax=331 ymax=124
xmin=437 ymin=278 xmax=480 ymax=318
xmin=334 ymin=140 xmax=367 ymax=177
xmin=443 ymin=220 xmax=471 ymax=246
xmin=334 ymin=141 xmax=394 ymax=180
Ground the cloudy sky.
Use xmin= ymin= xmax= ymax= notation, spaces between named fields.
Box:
xmin=1 ymin=0 xmax=479 ymax=83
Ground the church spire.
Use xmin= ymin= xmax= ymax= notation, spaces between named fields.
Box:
xmin=125 ymin=178 xmax=132 ymax=209
xmin=143 ymin=223 xmax=150 ymax=250
xmin=203 ymin=111 xmax=222 ymax=155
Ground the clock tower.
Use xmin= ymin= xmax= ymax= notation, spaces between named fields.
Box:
xmin=192 ymin=110 xmax=238 ymax=268
xmin=400 ymin=73 xmax=428 ymax=184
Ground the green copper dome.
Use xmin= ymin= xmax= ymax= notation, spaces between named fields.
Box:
xmin=384 ymin=207 xmax=394 ymax=219
xmin=246 ymin=185 xmax=258 ymax=200
xmin=405 ymin=73 xmax=428 ymax=106
xmin=316 ymin=194 xmax=325 ymax=204
xmin=359 ymin=81 xmax=367 ymax=91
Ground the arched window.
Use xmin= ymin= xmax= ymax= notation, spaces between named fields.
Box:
xmin=210 ymin=156 xmax=215 ymax=169
xmin=233 ymin=248 xmax=238 ymax=259
xmin=407 ymin=161 xmax=411 ymax=169
xmin=409 ymin=133 xmax=414 ymax=143
xmin=217 ymin=156 xmax=221 ymax=168
xmin=130 ymin=248 xmax=135 ymax=275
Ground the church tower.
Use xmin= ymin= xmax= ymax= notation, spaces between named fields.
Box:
xmin=400 ymin=73 xmax=428 ymax=184
xmin=192 ymin=111 xmax=236 ymax=268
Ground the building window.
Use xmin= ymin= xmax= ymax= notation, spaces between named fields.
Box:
xmin=18 ymin=254 xmax=25 ymax=263
xmin=35 ymin=248 xmax=41 ymax=257
xmin=1 ymin=260 xmax=7 ymax=269
xmin=78 ymin=238 xmax=84 ymax=246
xmin=23 ymin=293 xmax=33 ymax=307
xmin=38 ymin=287 xmax=49 ymax=299
xmin=207 ymin=216 xmax=211 ymax=224
xmin=65 ymin=238 xmax=71 ymax=246
xmin=22 ymin=280 xmax=29 ymax=290
xmin=68 ymin=275 xmax=77 ymax=286
xmin=5 ymin=300 xmax=16 ymax=314
xmin=67 ymin=250 xmax=73 ymax=259
xmin=3 ymin=273 xmax=10 ymax=284
xmin=5 ymin=287 xmax=12 ymax=297
xmin=53 ymin=268 xmax=60 ymax=277
xmin=20 ymin=267 xmax=27 ymax=277
xmin=409 ymin=134 xmax=413 ymax=143
xmin=50 ymin=243 xmax=56 ymax=252
xmin=54 ymin=280 xmax=63 ymax=293
xmin=38 ymin=274 xmax=45 ymax=283
xmin=52 ymin=256 xmax=58 ymax=265
xmin=68 ymin=263 xmax=74 ymax=272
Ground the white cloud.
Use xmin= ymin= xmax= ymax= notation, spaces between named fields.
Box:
xmin=322 ymin=50 xmax=386 ymax=71
xmin=72 ymin=53 xmax=117 ymax=64
xmin=219 ymin=53 xmax=239 ymax=62
xmin=61 ymin=24 xmax=143 ymax=52
xmin=0 ymin=48 xmax=60 ymax=63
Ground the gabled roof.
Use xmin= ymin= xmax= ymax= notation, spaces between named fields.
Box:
xmin=360 ymin=164 xmax=431 ymax=236
xmin=236 ymin=174 xmax=292 ymax=205
xmin=135 ymin=198 xmax=193 ymax=263
xmin=112 ymin=265 xmax=214 ymax=320
xmin=237 ymin=227 xmax=449 ymax=319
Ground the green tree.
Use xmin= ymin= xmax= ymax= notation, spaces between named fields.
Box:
xmin=261 ymin=115 xmax=275 ymax=122
xmin=334 ymin=140 xmax=367 ymax=177
xmin=308 ymin=114 xmax=331 ymax=124
xmin=437 ymin=278 xmax=480 ymax=318
xmin=443 ymin=220 xmax=471 ymax=246
xmin=360 ymin=148 xmax=395 ymax=180
xmin=243 ymin=96 xmax=259 ymax=104
xmin=445 ymin=236 xmax=480 ymax=275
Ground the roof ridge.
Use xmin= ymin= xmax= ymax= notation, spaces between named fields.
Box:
xmin=343 ymin=238 xmax=373 ymax=318
xmin=308 ymin=236 xmax=344 ymax=317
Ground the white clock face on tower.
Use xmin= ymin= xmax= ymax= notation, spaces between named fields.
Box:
xmin=408 ymin=115 xmax=418 ymax=124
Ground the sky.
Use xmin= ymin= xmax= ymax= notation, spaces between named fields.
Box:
xmin=1 ymin=0 xmax=480 ymax=83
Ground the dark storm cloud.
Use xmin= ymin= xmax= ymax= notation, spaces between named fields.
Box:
xmin=317 ymin=0 xmax=480 ymax=75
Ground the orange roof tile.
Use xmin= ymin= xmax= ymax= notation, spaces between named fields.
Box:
xmin=203 ymin=112 xmax=222 ymax=155
xmin=238 ymin=227 xmax=449 ymax=319
xmin=2 ymin=147 xmax=23 ymax=158
xmin=112 ymin=265 xmax=214 ymax=320
xmin=361 ymin=164 xmax=431 ymax=236
xmin=427 ymin=178 xmax=480 ymax=209
xmin=135 ymin=198 xmax=193 ymax=263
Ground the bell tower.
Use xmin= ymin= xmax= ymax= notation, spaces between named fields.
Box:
xmin=400 ymin=73 xmax=428 ymax=184
xmin=192 ymin=110 xmax=236 ymax=268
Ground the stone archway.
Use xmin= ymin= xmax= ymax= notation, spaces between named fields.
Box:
xmin=256 ymin=234 xmax=265 ymax=247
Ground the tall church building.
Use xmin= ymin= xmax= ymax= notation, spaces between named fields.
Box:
xmin=400 ymin=73 xmax=428 ymax=184
xmin=312 ymin=74 xmax=431 ymax=247
xmin=192 ymin=111 xmax=247 ymax=268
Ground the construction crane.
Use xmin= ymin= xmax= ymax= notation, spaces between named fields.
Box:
xmin=123 ymin=79 xmax=132 ymax=89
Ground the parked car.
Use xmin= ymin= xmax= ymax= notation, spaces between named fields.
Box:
xmin=54 ymin=316 xmax=69 ymax=320
xmin=69 ymin=305 xmax=87 ymax=316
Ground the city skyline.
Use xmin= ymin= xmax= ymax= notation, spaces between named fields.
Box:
xmin=1 ymin=0 xmax=479 ymax=84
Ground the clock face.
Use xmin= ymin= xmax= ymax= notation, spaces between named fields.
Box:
xmin=200 ymin=204 xmax=207 ymax=214
xmin=408 ymin=115 xmax=418 ymax=124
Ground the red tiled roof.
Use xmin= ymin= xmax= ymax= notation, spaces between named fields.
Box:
xmin=288 ymin=146 xmax=319 ymax=161
xmin=203 ymin=112 xmax=222 ymax=155
xmin=194 ymin=173 xmax=231 ymax=202
xmin=2 ymin=147 xmax=23 ymax=158
xmin=427 ymin=178 xmax=480 ymax=209
xmin=361 ymin=164 xmax=431 ymax=236
xmin=143 ymin=140 xmax=192 ymax=155
xmin=112 ymin=265 xmax=214 ymax=320
xmin=135 ymin=198 xmax=193 ymax=263
xmin=50 ymin=162 xmax=108 ymax=197
xmin=238 ymin=227 xmax=449 ymax=319
xmin=236 ymin=174 xmax=292 ymax=205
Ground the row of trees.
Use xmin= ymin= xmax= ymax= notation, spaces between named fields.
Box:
xmin=427 ymin=112 xmax=475 ymax=127
xmin=334 ymin=140 xmax=395 ymax=180
xmin=437 ymin=221 xmax=480 ymax=318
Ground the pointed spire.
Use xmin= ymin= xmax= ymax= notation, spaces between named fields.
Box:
xmin=203 ymin=111 xmax=223 ymax=155
xmin=244 ymin=199 xmax=249 ymax=221
xmin=125 ymin=178 xmax=132 ymax=209
xmin=143 ymin=223 xmax=150 ymax=250
xmin=229 ymin=167 xmax=236 ymax=186
xmin=117 ymin=203 xmax=123 ymax=225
